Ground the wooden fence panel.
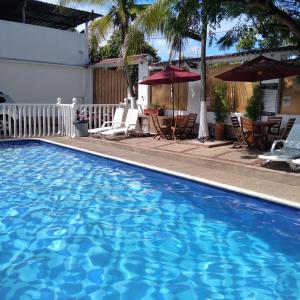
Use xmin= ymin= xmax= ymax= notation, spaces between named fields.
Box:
xmin=94 ymin=69 xmax=128 ymax=104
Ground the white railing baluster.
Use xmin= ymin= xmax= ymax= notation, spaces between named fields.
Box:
xmin=0 ymin=103 xmax=120 ymax=139
xmin=3 ymin=105 xmax=7 ymax=138
xmin=18 ymin=105 xmax=22 ymax=138
xmin=33 ymin=106 xmax=37 ymax=137
xmin=28 ymin=106 xmax=32 ymax=137
xmin=47 ymin=105 xmax=50 ymax=136
xmin=23 ymin=106 xmax=27 ymax=138
xmin=8 ymin=106 xmax=12 ymax=137
xmin=38 ymin=106 xmax=42 ymax=137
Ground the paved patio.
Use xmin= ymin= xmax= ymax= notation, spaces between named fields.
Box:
xmin=45 ymin=135 xmax=300 ymax=206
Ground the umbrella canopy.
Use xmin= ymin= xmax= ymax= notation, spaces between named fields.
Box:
xmin=139 ymin=65 xmax=200 ymax=117
xmin=215 ymin=55 xmax=300 ymax=82
xmin=139 ymin=65 xmax=201 ymax=85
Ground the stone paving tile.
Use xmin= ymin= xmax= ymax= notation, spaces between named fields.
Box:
xmin=155 ymin=142 xmax=199 ymax=152
xmin=185 ymin=145 xmax=232 ymax=157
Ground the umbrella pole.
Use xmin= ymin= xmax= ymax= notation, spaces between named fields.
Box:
xmin=171 ymin=83 xmax=174 ymax=118
xmin=259 ymin=78 xmax=262 ymax=120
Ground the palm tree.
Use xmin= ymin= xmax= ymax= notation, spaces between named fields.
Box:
xmin=59 ymin=0 xmax=148 ymax=100
xmin=135 ymin=0 xmax=212 ymax=139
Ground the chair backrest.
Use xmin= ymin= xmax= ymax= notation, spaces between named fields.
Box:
xmin=281 ymin=118 xmax=296 ymax=140
xmin=175 ymin=116 xmax=188 ymax=129
xmin=267 ymin=116 xmax=282 ymax=134
xmin=186 ymin=113 xmax=197 ymax=128
xmin=124 ymin=109 xmax=139 ymax=128
xmin=285 ymin=124 xmax=300 ymax=149
xmin=112 ymin=107 xmax=125 ymax=124
xmin=151 ymin=114 xmax=161 ymax=132
xmin=240 ymin=117 xmax=254 ymax=132
xmin=231 ymin=116 xmax=240 ymax=129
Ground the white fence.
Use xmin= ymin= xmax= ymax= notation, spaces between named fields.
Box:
xmin=0 ymin=98 xmax=120 ymax=139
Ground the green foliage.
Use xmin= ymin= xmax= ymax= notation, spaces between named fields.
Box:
xmin=245 ymin=85 xmax=264 ymax=121
xmin=97 ymin=30 xmax=159 ymax=60
xmin=94 ymin=29 xmax=159 ymax=86
xmin=212 ymin=83 xmax=229 ymax=123
xmin=149 ymin=102 xmax=165 ymax=109
xmin=217 ymin=2 xmax=300 ymax=51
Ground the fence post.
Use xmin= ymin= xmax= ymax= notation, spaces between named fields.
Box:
xmin=56 ymin=98 xmax=62 ymax=135
xmin=71 ymin=98 xmax=78 ymax=138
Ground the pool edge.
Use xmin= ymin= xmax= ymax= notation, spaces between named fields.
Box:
xmin=2 ymin=138 xmax=299 ymax=210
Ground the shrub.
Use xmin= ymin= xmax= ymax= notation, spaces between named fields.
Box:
xmin=245 ymin=85 xmax=264 ymax=120
xmin=212 ymin=83 xmax=229 ymax=123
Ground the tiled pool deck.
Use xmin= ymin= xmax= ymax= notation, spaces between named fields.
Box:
xmin=45 ymin=136 xmax=300 ymax=206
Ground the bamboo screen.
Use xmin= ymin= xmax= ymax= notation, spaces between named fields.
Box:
xmin=207 ymin=64 xmax=257 ymax=113
xmin=94 ymin=68 xmax=128 ymax=104
xmin=280 ymin=76 xmax=300 ymax=114
xmin=150 ymin=82 xmax=188 ymax=110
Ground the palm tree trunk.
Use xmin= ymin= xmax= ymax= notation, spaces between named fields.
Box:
xmin=198 ymin=15 xmax=209 ymax=140
xmin=120 ymin=17 xmax=136 ymax=106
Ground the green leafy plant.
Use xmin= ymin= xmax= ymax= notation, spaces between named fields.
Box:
xmin=212 ymin=83 xmax=229 ymax=123
xmin=245 ymin=85 xmax=264 ymax=121
xmin=150 ymin=102 xmax=165 ymax=109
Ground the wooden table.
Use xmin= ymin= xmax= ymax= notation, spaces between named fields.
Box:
xmin=253 ymin=120 xmax=278 ymax=149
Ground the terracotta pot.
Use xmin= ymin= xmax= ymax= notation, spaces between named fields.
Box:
xmin=215 ymin=123 xmax=225 ymax=140
xmin=143 ymin=108 xmax=164 ymax=116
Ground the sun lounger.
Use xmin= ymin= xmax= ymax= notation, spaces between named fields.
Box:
xmin=100 ymin=108 xmax=140 ymax=138
xmin=88 ymin=107 xmax=125 ymax=134
xmin=259 ymin=124 xmax=300 ymax=170
xmin=290 ymin=158 xmax=300 ymax=171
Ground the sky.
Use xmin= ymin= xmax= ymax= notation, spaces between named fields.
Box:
xmin=42 ymin=0 xmax=237 ymax=61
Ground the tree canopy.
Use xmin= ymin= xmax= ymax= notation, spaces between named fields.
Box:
xmin=97 ymin=29 xmax=159 ymax=61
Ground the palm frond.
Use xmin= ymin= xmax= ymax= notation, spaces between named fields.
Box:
xmin=136 ymin=0 xmax=174 ymax=37
xmin=59 ymin=0 xmax=112 ymax=6
xmin=91 ymin=13 xmax=114 ymax=41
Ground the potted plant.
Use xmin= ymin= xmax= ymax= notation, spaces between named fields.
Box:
xmin=144 ymin=102 xmax=165 ymax=116
xmin=212 ymin=83 xmax=229 ymax=140
xmin=245 ymin=85 xmax=264 ymax=121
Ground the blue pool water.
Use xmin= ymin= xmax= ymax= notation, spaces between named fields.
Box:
xmin=0 ymin=141 xmax=300 ymax=300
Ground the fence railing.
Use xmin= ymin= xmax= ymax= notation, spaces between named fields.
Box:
xmin=0 ymin=98 xmax=121 ymax=139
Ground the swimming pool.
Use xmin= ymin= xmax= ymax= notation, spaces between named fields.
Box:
xmin=0 ymin=140 xmax=299 ymax=299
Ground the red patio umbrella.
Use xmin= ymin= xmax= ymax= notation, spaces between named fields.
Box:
xmin=139 ymin=65 xmax=201 ymax=117
xmin=215 ymin=55 xmax=300 ymax=119
xmin=215 ymin=55 xmax=300 ymax=82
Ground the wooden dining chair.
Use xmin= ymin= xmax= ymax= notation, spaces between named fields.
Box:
xmin=151 ymin=115 xmax=171 ymax=140
xmin=172 ymin=116 xmax=188 ymax=140
xmin=230 ymin=116 xmax=245 ymax=148
xmin=281 ymin=118 xmax=296 ymax=140
xmin=185 ymin=113 xmax=197 ymax=137
xmin=240 ymin=117 xmax=266 ymax=150
xmin=268 ymin=117 xmax=296 ymax=144
xmin=267 ymin=116 xmax=282 ymax=135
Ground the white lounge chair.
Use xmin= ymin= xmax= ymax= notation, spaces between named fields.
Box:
xmin=100 ymin=108 xmax=140 ymax=138
xmin=88 ymin=107 xmax=125 ymax=134
xmin=259 ymin=124 xmax=300 ymax=170
xmin=290 ymin=159 xmax=300 ymax=171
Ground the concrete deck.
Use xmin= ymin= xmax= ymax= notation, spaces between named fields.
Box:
xmin=44 ymin=136 xmax=300 ymax=206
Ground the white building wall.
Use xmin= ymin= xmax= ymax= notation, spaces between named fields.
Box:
xmin=0 ymin=60 xmax=92 ymax=104
xmin=137 ymin=61 xmax=150 ymax=109
xmin=0 ymin=20 xmax=89 ymax=65
xmin=0 ymin=20 xmax=92 ymax=104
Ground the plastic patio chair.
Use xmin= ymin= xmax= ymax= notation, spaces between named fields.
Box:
xmin=100 ymin=109 xmax=140 ymax=138
xmin=259 ymin=124 xmax=300 ymax=171
xmin=88 ymin=107 xmax=125 ymax=134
